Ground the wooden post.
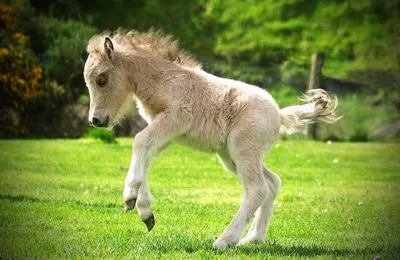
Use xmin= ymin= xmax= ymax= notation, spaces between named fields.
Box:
xmin=307 ymin=52 xmax=325 ymax=139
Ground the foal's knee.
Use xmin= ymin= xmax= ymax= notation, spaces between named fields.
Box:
xmin=246 ymin=180 xmax=269 ymax=202
xmin=262 ymin=168 xmax=281 ymax=200
xmin=132 ymin=135 xmax=149 ymax=154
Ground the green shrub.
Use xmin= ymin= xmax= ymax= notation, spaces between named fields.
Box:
xmin=17 ymin=14 xmax=96 ymax=137
xmin=85 ymin=127 xmax=117 ymax=144
xmin=349 ymin=125 xmax=369 ymax=142
xmin=318 ymin=93 xmax=398 ymax=142
xmin=31 ymin=16 xmax=96 ymax=99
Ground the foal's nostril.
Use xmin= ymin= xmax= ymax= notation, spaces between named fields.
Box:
xmin=92 ymin=117 xmax=101 ymax=127
xmin=91 ymin=116 xmax=109 ymax=128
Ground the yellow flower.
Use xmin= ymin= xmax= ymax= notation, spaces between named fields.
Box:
xmin=14 ymin=32 xmax=26 ymax=45
xmin=0 ymin=48 xmax=9 ymax=56
xmin=17 ymin=78 xmax=25 ymax=85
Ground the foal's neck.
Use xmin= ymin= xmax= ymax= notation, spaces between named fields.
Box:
xmin=129 ymin=54 xmax=189 ymax=91
xmin=125 ymin=54 xmax=187 ymax=117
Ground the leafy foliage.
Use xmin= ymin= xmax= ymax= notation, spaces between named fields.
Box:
xmin=2 ymin=0 xmax=399 ymax=139
xmin=0 ymin=4 xmax=43 ymax=135
xmin=29 ymin=15 xmax=96 ymax=101
xmin=316 ymin=93 xmax=398 ymax=142
xmin=0 ymin=3 xmax=97 ymax=137
xmin=210 ymin=0 xmax=399 ymax=74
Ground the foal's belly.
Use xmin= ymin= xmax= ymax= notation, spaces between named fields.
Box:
xmin=175 ymin=132 xmax=227 ymax=152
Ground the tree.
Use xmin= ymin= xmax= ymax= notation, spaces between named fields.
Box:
xmin=208 ymin=0 xmax=399 ymax=75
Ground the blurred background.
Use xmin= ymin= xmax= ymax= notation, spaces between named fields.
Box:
xmin=1 ymin=0 xmax=399 ymax=142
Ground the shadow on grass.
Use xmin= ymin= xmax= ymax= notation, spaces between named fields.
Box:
xmin=148 ymin=236 xmax=388 ymax=258
xmin=0 ymin=194 xmax=40 ymax=203
xmin=231 ymin=243 xmax=382 ymax=258
xmin=0 ymin=194 xmax=120 ymax=209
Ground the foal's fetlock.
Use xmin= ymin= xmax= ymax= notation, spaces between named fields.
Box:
xmin=143 ymin=214 xmax=155 ymax=232
xmin=124 ymin=198 xmax=137 ymax=212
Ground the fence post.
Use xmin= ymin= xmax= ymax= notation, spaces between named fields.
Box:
xmin=307 ymin=52 xmax=325 ymax=139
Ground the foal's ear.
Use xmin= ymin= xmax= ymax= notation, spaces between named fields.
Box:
xmin=103 ymin=37 xmax=114 ymax=60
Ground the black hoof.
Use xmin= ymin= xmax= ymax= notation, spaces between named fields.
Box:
xmin=144 ymin=214 xmax=155 ymax=232
xmin=124 ymin=199 xmax=136 ymax=212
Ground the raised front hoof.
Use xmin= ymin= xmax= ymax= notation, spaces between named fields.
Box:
xmin=124 ymin=199 xmax=136 ymax=212
xmin=213 ymin=237 xmax=237 ymax=249
xmin=143 ymin=214 xmax=155 ymax=232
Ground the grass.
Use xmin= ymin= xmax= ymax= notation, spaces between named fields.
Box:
xmin=0 ymin=138 xmax=399 ymax=259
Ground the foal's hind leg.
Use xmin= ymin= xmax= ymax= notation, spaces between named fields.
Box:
xmin=213 ymin=133 xmax=269 ymax=248
xmin=239 ymin=166 xmax=280 ymax=244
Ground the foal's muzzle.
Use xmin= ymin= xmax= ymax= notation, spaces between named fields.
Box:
xmin=90 ymin=115 xmax=109 ymax=128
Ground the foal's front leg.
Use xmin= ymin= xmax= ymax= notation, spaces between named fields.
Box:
xmin=123 ymin=112 xmax=182 ymax=231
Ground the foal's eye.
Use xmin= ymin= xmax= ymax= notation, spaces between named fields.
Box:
xmin=96 ymin=74 xmax=108 ymax=87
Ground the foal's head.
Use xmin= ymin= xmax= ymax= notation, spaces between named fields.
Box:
xmin=84 ymin=35 xmax=131 ymax=128
xmin=84 ymin=30 xmax=200 ymax=128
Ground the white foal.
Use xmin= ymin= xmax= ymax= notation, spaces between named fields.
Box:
xmin=83 ymin=30 xmax=340 ymax=248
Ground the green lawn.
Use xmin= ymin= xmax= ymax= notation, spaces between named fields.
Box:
xmin=0 ymin=138 xmax=399 ymax=259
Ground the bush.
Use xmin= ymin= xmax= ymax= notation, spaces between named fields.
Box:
xmin=30 ymin=16 xmax=96 ymax=96
xmin=2 ymin=3 xmax=97 ymax=138
xmin=0 ymin=4 xmax=43 ymax=136
xmin=317 ymin=93 xmax=398 ymax=142
xmin=85 ymin=127 xmax=117 ymax=144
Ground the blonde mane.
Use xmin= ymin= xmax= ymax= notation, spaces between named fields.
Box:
xmin=87 ymin=29 xmax=200 ymax=69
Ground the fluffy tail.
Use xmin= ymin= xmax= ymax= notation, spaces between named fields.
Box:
xmin=279 ymin=89 xmax=341 ymax=134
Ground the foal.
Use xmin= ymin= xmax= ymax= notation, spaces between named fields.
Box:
xmin=83 ymin=30 xmax=339 ymax=248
